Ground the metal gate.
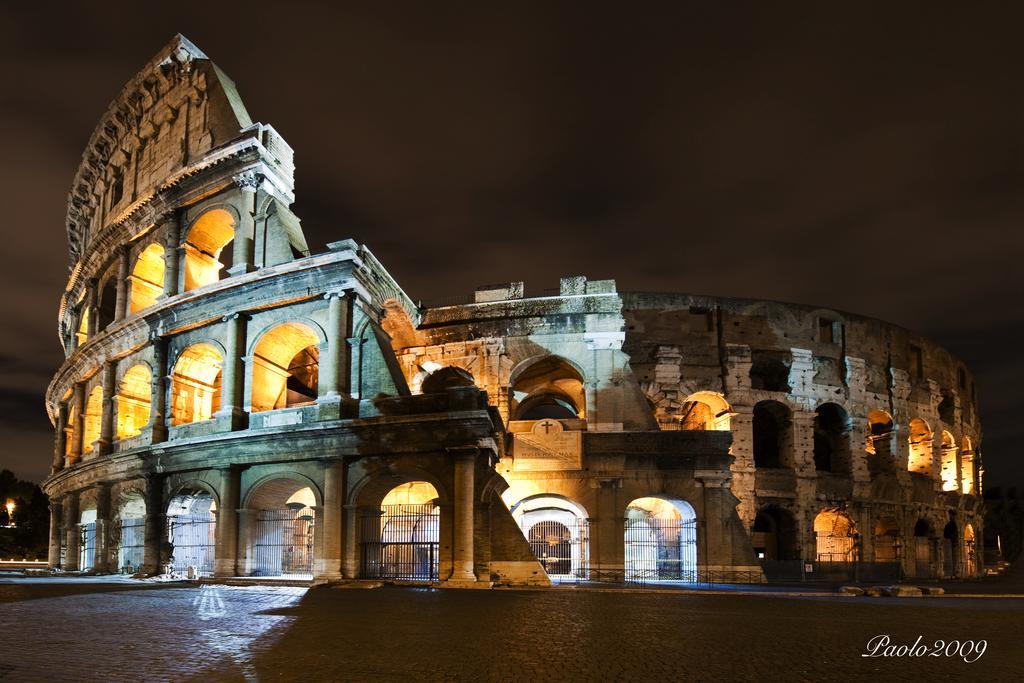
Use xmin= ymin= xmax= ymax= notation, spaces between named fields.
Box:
xmin=115 ymin=517 xmax=146 ymax=573
xmin=250 ymin=507 xmax=315 ymax=577
xmin=625 ymin=517 xmax=697 ymax=582
xmin=914 ymin=537 xmax=932 ymax=578
xmin=816 ymin=534 xmax=857 ymax=562
xmin=361 ymin=504 xmax=439 ymax=581
xmin=168 ymin=513 xmax=215 ymax=577
xmin=523 ymin=519 xmax=589 ymax=579
xmin=79 ymin=522 xmax=96 ymax=571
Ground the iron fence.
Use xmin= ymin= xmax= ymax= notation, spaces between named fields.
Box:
xmin=79 ymin=522 xmax=96 ymax=571
xmin=361 ymin=504 xmax=439 ymax=581
xmin=250 ymin=507 xmax=315 ymax=577
xmin=521 ymin=518 xmax=590 ymax=581
xmin=624 ymin=517 xmax=698 ymax=582
xmin=115 ymin=517 xmax=146 ymax=573
xmin=168 ymin=513 xmax=215 ymax=577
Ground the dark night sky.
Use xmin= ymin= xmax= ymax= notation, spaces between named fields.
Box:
xmin=0 ymin=3 xmax=1021 ymax=487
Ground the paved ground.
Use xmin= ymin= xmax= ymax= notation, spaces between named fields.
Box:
xmin=1 ymin=578 xmax=1022 ymax=682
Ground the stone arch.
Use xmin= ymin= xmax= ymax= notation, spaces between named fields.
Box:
xmin=942 ymin=519 xmax=958 ymax=577
xmin=128 ymin=242 xmax=165 ymax=313
xmin=242 ymin=472 xmax=324 ymax=509
xmin=753 ymin=505 xmax=800 ymax=562
xmin=624 ymin=496 xmax=698 ymax=582
xmin=873 ymin=515 xmax=901 ymax=563
xmin=81 ymin=385 xmax=104 ymax=455
xmin=813 ymin=509 xmax=857 ymax=562
xmin=361 ymin=480 xmax=443 ymax=581
xmin=912 ymin=517 xmax=934 ymax=578
xmin=349 ymin=466 xmax=452 ymax=509
xmin=421 ymin=366 xmax=476 ymax=394
xmin=509 ymin=355 xmax=586 ymax=421
xmin=116 ymin=364 xmax=152 ymax=440
xmin=170 ymin=342 xmax=223 ymax=425
xmin=166 ymin=482 xmax=218 ymax=577
xmin=866 ymin=409 xmax=894 ymax=456
xmin=97 ymin=276 xmax=118 ymax=330
xmin=939 ymin=430 xmax=959 ymax=491
xmin=113 ymin=489 xmax=147 ymax=573
xmin=509 ymin=494 xmax=590 ymax=579
xmin=813 ymin=402 xmax=851 ymax=473
xmin=680 ymin=391 xmax=732 ymax=431
xmin=183 ymin=207 xmax=237 ymax=291
xmin=249 ymin=321 xmax=324 ymax=412
xmin=749 ymin=353 xmax=790 ymax=392
xmin=752 ymin=400 xmax=792 ymax=468
xmin=907 ymin=418 xmax=933 ymax=475
xmin=241 ymin=474 xmax=320 ymax=578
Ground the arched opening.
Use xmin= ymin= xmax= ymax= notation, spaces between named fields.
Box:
xmin=813 ymin=403 xmax=851 ymax=473
xmin=244 ymin=479 xmax=317 ymax=578
xmin=874 ymin=516 xmax=901 ymax=564
xmin=362 ymin=482 xmax=440 ymax=581
xmin=113 ymin=493 xmax=146 ymax=574
xmin=97 ymin=278 xmax=117 ymax=330
xmin=116 ymin=365 xmax=151 ymax=440
xmin=942 ymin=520 xmax=957 ymax=577
xmin=251 ymin=323 xmax=321 ymax=412
xmin=866 ymin=409 xmax=894 ymax=456
xmin=753 ymin=506 xmax=799 ymax=562
xmin=166 ymin=487 xmax=216 ymax=577
xmin=78 ymin=506 xmax=98 ymax=571
xmin=76 ymin=306 xmax=89 ymax=346
xmin=510 ymin=356 xmax=585 ymax=422
xmin=907 ymin=418 xmax=933 ymax=475
xmin=170 ymin=344 xmax=222 ymax=425
xmin=183 ymin=209 xmax=235 ymax=291
xmin=813 ymin=510 xmax=857 ymax=562
xmin=961 ymin=437 xmax=976 ymax=495
xmin=81 ymin=386 xmax=103 ymax=456
xmin=964 ymin=524 xmax=977 ymax=575
xmin=624 ymin=497 xmax=697 ymax=583
xmin=912 ymin=518 xmax=933 ymax=578
xmin=510 ymin=495 xmax=589 ymax=581
xmin=679 ymin=391 xmax=731 ymax=431
xmin=128 ymin=243 xmax=165 ymax=313
xmin=749 ymin=353 xmax=790 ymax=392
xmin=421 ymin=366 xmax=475 ymax=394
xmin=939 ymin=431 xmax=958 ymax=491
xmin=752 ymin=400 xmax=792 ymax=468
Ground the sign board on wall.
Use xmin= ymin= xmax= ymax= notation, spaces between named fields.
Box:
xmin=512 ymin=419 xmax=583 ymax=471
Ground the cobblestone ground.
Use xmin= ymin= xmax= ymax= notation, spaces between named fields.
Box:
xmin=1 ymin=579 xmax=1022 ymax=682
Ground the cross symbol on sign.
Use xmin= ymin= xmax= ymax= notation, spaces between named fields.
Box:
xmin=540 ymin=420 xmax=554 ymax=434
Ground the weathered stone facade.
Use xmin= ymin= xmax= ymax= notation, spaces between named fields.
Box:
xmin=43 ymin=36 xmax=983 ymax=586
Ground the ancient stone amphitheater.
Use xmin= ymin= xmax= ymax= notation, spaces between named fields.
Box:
xmin=43 ymin=36 xmax=984 ymax=587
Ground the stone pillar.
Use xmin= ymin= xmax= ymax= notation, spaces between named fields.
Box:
xmin=229 ymin=173 xmax=258 ymax=275
xmin=214 ymin=467 xmax=241 ymax=577
xmin=94 ymin=484 xmax=112 ymax=573
xmin=215 ymin=313 xmax=248 ymax=430
xmin=69 ymin=382 xmax=86 ymax=466
xmin=48 ymin=499 xmax=63 ymax=568
xmin=52 ymin=401 xmax=68 ymax=473
xmin=161 ymin=212 xmax=182 ymax=299
xmin=148 ymin=336 xmax=169 ymax=443
xmin=114 ymin=246 xmax=130 ymax=322
xmin=64 ymin=492 xmax=80 ymax=571
xmin=86 ymin=280 xmax=100 ymax=338
xmin=592 ymin=479 xmax=624 ymax=582
xmin=449 ymin=448 xmax=479 ymax=584
xmin=318 ymin=292 xmax=352 ymax=418
xmin=97 ymin=361 xmax=117 ymax=455
xmin=141 ymin=474 xmax=163 ymax=575
xmin=317 ymin=461 xmax=344 ymax=580
xmin=342 ymin=504 xmax=361 ymax=579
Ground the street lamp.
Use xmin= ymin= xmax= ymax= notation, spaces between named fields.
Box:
xmin=4 ymin=500 xmax=14 ymax=527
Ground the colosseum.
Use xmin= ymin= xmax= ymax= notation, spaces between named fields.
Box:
xmin=42 ymin=36 xmax=984 ymax=588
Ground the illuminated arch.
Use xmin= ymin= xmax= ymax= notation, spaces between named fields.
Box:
xmin=116 ymin=364 xmax=152 ymax=440
xmin=362 ymin=481 xmax=442 ymax=581
xmin=421 ymin=366 xmax=476 ymax=394
xmin=510 ymin=494 xmax=590 ymax=580
xmin=81 ymin=385 xmax=104 ymax=455
xmin=873 ymin=516 xmax=900 ymax=563
xmin=128 ymin=242 xmax=165 ymax=313
xmin=680 ymin=391 xmax=731 ymax=431
xmin=510 ymin=355 xmax=586 ymax=421
xmin=183 ymin=208 xmax=236 ymax=291
xmin=866 ymin=409 xmax=894 ymax=455
xmin=166 ymin=485 xmax=217 ymax=577
xmin=114 ymin=491 xmax=147 ymax=573
xmin=960 ymin=437 xmax=976 ymax=495
xmin=242 ymin=477 xmax=319 ymax=578
xmin=813 ymin=510 xmax=857 ymax=562
xmin=907 ymin=418 xmax=933 ymax=475
xmin=170 ymin=343 xmax=223 ymax=425
xmin=939 ymin=431 xmax=959 ymax=491
xmin=250 ymin=322 xmax=322 ymax=412
xmin=624 ymin=496 xmax=698 ymax=582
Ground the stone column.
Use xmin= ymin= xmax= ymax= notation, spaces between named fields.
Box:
xmin=52 ymin=401 xmax=68 ymax=473
xmin=64 ymin=492 xmax=81 ymax=571
xmin=86 ymin=280 xmax=100 ymax=338
xmin=229 ymin=173 xmax=258 ymax=275
xmin=69 ymin=382 xmax=86 ymax=466
xmin=94 ymin=484 xmax=112 ymax=573
xmin=318 ymin=292 xmax=352 ymax=418
xmin=449 ymin=448 xmax=478 ymax=583
xmin=215 ymin=313 xmax=248 ymax=430
xmin=214 ymin=467 xmax=241 ymax=577
xmin=97 ymin=361 xmax=117 ymax=455
xmin=342 ymin=503 xmax=361 ymax=579
xmin=114 ymin=245 xmax=130 ymax=322
xmin=317 ymin=461 xmax=345 ymax=580
xmin=148 ymin=336 xmax=169 ymax=443
xmin=142 ymin=474 xmax=163 ymax=575
xmin=161 ymin=212 xmax=182 ymax=299
xmin=48 ymin=499 xmax=63 ymax=568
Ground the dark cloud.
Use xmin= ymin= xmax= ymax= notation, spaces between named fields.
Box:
xmin=0 ymin=3 xmax=1021 ymax=485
